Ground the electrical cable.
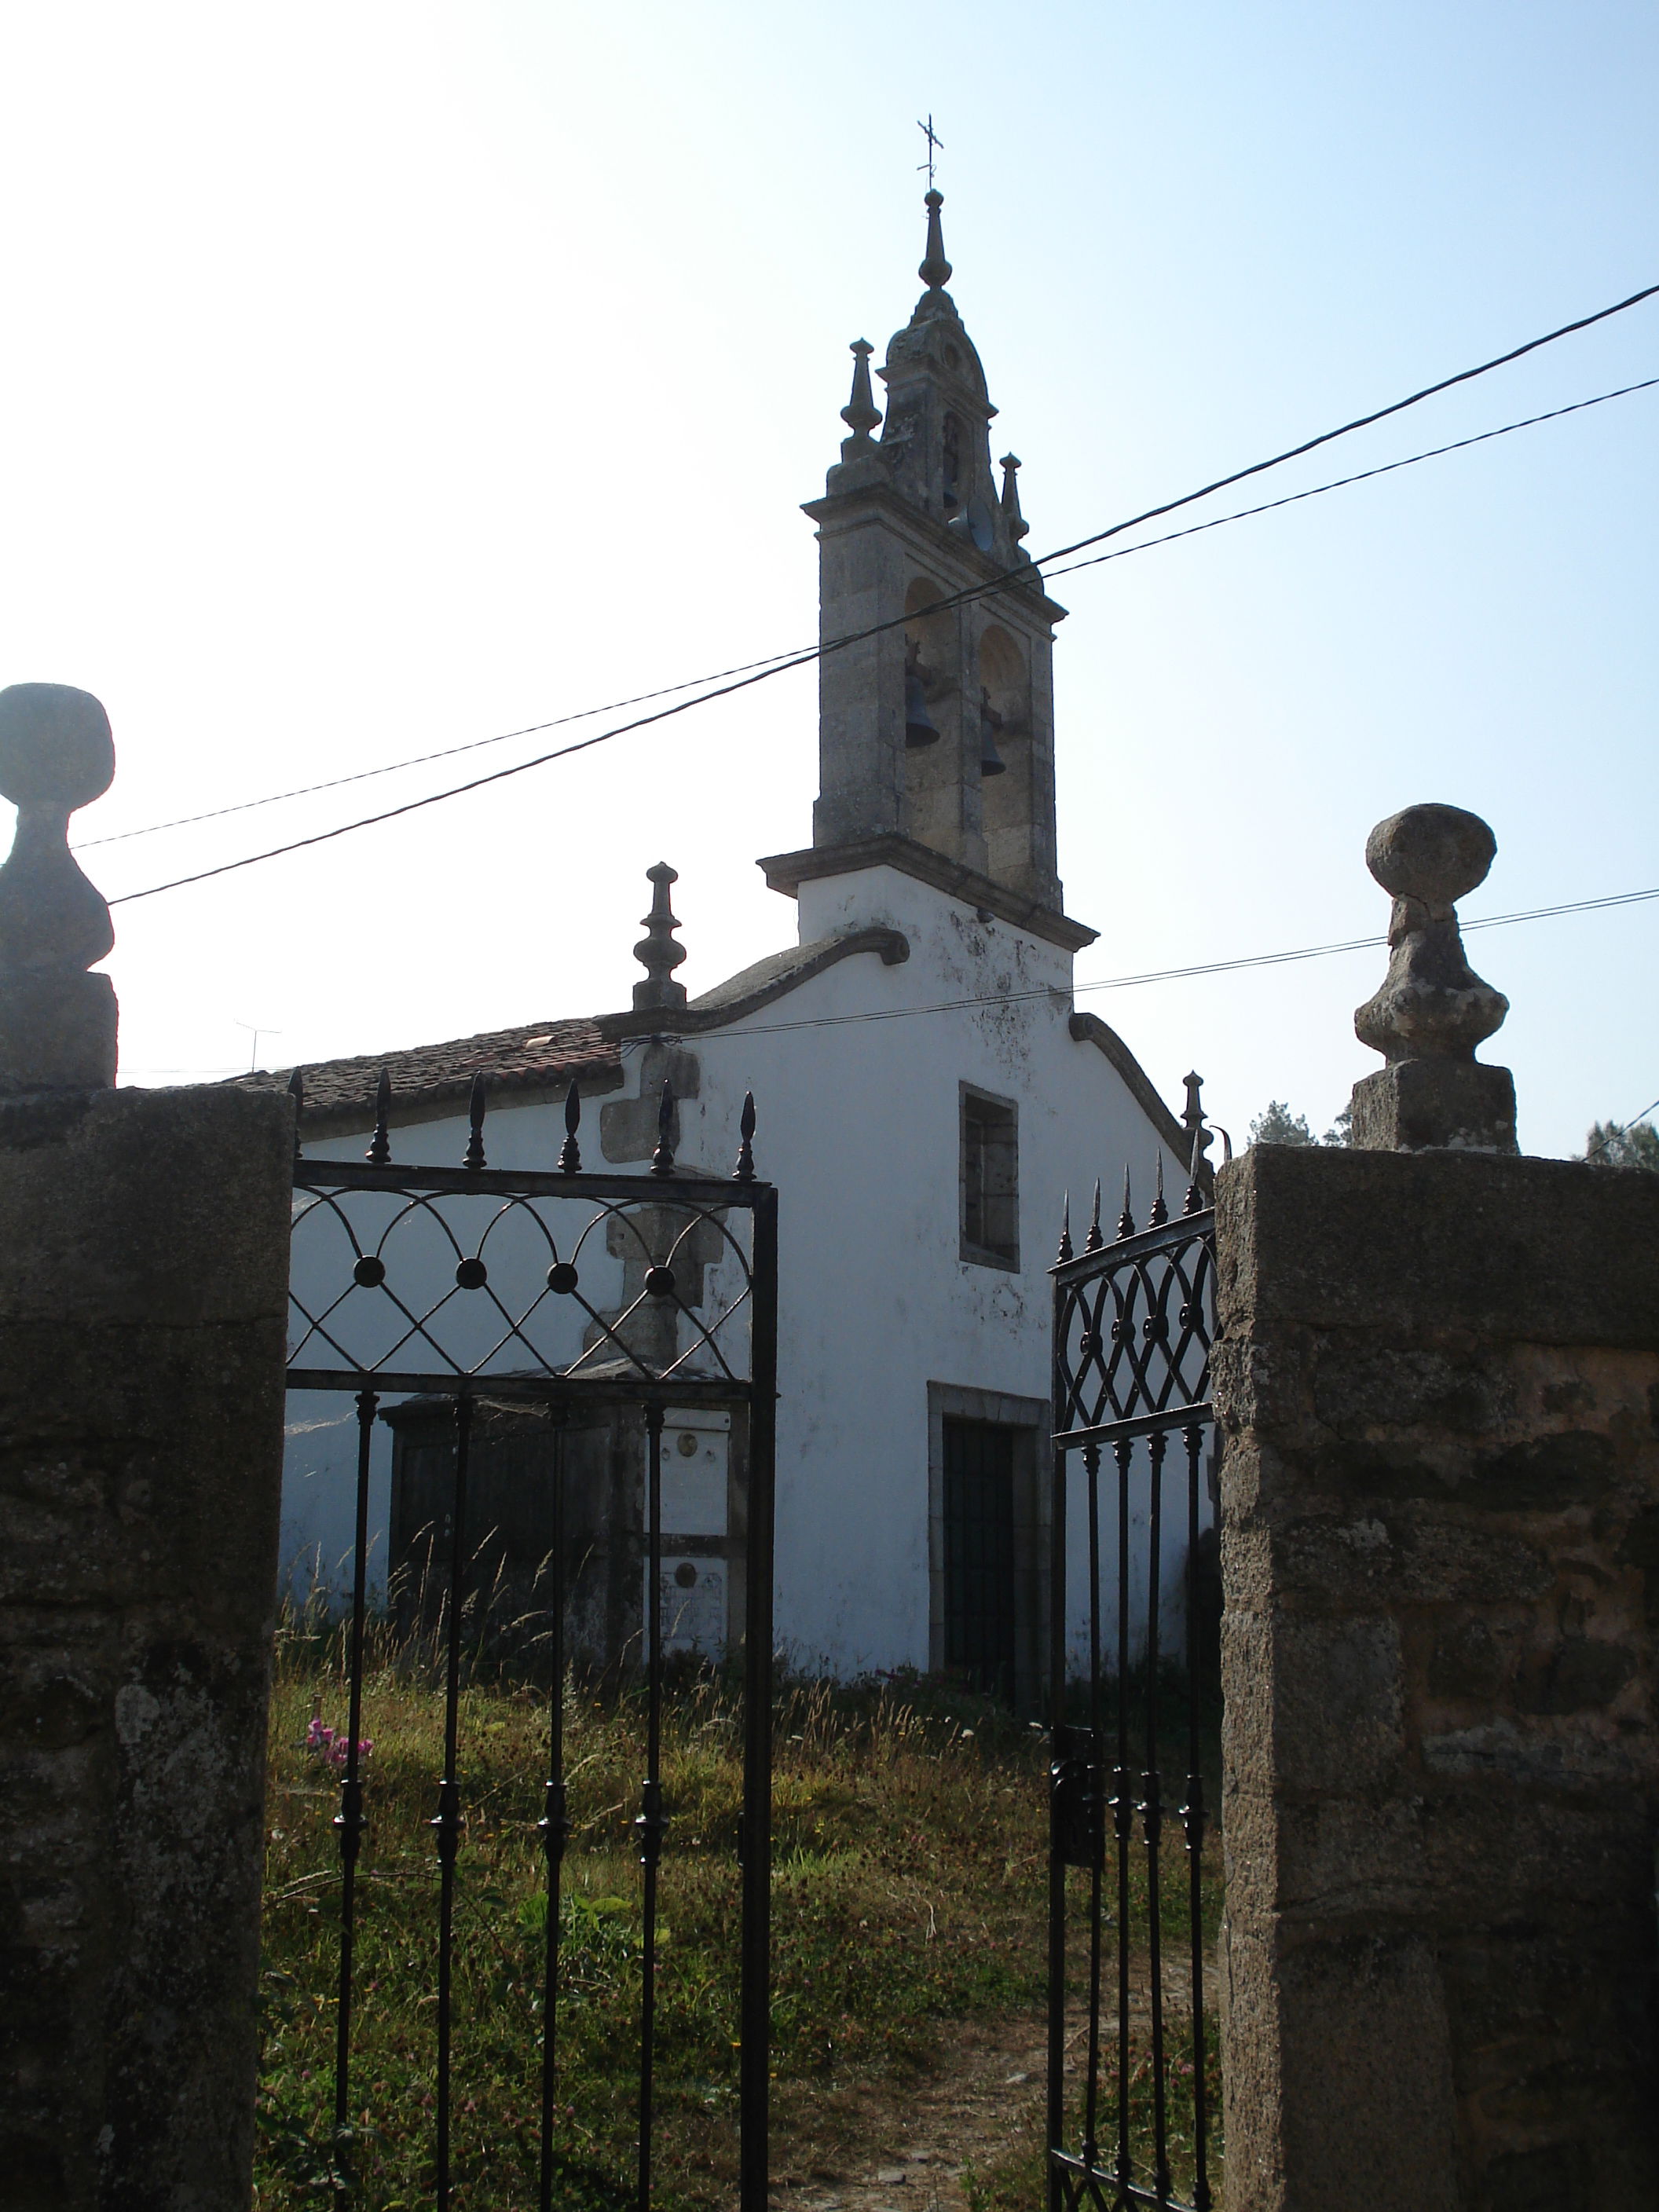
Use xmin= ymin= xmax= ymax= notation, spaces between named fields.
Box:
xmin=669 ymin=884 xmax=1659 ymax=1041
xmin=98 ymin=278 xmax=1657 ymax=907
xmin=128 ymin=881 xmax=1659 ymax=1076
xmin=1583 ymin=1094 xmax=1659 ymax=1160
xmin=74 ymin=644 xmax=815 ymax=849
xmin=82 ymin=372 xmax=1657 ymax=857
xmin=1038 ymin=375 xmax=1659 ymax=587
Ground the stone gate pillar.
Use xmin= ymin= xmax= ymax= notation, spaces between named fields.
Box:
xmin=1214 ymin=805 xmax=1659 ymax=2208
xmin=0 ymin=685 xmax=293 ymax=2210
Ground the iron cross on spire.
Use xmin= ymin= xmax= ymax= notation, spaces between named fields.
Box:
xmin=916 ymin=113 xmax=943 ymax=188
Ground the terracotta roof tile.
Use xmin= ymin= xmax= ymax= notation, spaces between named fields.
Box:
xmin=230 ymin=1014 xmax=620 ymax=1127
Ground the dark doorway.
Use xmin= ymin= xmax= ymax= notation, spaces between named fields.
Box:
xmin=941 ymin=1416 xmax=1016 ymax=1697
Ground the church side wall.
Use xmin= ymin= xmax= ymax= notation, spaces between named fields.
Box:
xmin=276 ymin=873 xmax=1199 ymax=1680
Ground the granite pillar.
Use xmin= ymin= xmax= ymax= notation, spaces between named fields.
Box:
xmin=1214 ymin=1144 xmax=1659 ymax=2209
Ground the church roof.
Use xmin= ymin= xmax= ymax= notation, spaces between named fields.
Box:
xmin=225 ymin=928 xmax=910 ymax=1133
xmin=231 ymin=1013 xmax=621 ymax=1132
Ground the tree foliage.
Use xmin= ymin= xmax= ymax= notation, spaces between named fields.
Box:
xmin=1248 ymin=1100 xmax=1315 ymax=1146
xmin=1582 ymin=1118 xmax=1659 ymax=1172
xmin=1249 ymin=1100 xmax=1352 ymax=1148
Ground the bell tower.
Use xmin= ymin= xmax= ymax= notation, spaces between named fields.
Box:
xmin=762 ymin=190 xmax=1090 ymax=950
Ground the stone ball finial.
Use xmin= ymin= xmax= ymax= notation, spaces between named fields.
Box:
xmin=1364 ymin=803 xmax=1495 ymax=911
xmin=1348 ymin=800 xmax=1516 ymax=1155
xmin=0 ymin=683 xmax=115 ymax=817
xmin=0 ymin=683 xmax=116 ymax=977
xmin=0 ymin=680 xmax=119 ymax=1092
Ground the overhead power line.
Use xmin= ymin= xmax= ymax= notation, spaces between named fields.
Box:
xmin=1039 ymin=376 xmax=1659 ymax=586
xmin=82 ymin=373 xmax=1658 ymax=858
xmin=104 ymin=277 xmax=1659 ymax=910
xmin=74 ymin=645 xmax=815 ymax=850
xmin=672 ymin=884 xmax=1659 ymax=1040
xmin=1583 ymin=1093 xmax=1659 ymax=1160
xmin=120 ymin=881 xmax=1659 ymax=1079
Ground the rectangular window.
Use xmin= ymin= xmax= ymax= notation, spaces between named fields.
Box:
xmin=960 ymin=1084 xmax=1019 ymax=1268
xmin=941 ymin=1417 xmax=1017 ymax=1698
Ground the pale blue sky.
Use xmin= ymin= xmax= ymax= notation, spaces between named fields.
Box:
xmin=2 ymin=2 xmax=1654 ymax=1156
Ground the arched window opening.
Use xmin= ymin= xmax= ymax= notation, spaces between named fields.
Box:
xmin=978 ymin=627 xmax=1028 ymax=739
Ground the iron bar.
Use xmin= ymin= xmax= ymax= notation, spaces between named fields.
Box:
xmin=367 ymin=1068 xmax=392 ymax=1166
xmin=464 ymin=1073 xmax=488 ymax=1170
xmin=294 ymin=1158 xmax=758 ymax=1204
xmin=1143 ymin=1433 xmax=1171 ymax=2204
xmin=432 ymin=1392 xmax=473 ymax=2210
xmin=1182 ymin=1423 xmax=1212 ymax=2212
xmin=739 ymin=1186 xmax=778 ymax=2212
xmin=1049 ymin=1166 xmax=1214 ymax=2212
xmin=558 ymin=1076 xmax=582 ymax=1173
xmin=636 ymin=1404 xmax=668 ymax=2209
xmin=286 ymin=1369 xmax=744 ymax=1408
xmin=1046 ymin=1437 xmax=1069 ymax=2212
xmin=1082 ymin=1444 xmax=1104 ymax=2169
xmin=537 ymin=1405 xmax=569 ymax=2212
xmin=1052 ymin=1401 xmax=1215 ymax=1456
xmin=1112 ymin=1436 xmax=1133 ymax=2198
xmin=331 ymin=1387 xmax=378 ymax=2186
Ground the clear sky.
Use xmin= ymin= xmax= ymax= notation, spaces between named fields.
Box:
xmin=2 ymin=2 xmax=1654 ymax=1159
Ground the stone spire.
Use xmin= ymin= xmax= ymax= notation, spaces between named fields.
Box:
xmin=0 ymin=682 xmax=119 ymax=1091
xmin=840 ymin=339 xmax=881 ymax=454
xmin=918 ymin=187 xmax=952 ymax=290
xmin=632 ymin=862 xmax=688 ymax=1012
xmin=1348 ymin=803 xmax=1518 ymax=1153
xmin=999 ymin=453 xmax=1029 ymax=550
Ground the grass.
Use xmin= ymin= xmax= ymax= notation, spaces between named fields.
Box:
xmin=256 ymin=1613 xmax=1221 ymax=2210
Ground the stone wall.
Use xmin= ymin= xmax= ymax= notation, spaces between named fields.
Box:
xmin=0 ymin=1085 xmax=292 ymax=2212
xmin=1214 ymin=1143 xmax=1659 ymax=2210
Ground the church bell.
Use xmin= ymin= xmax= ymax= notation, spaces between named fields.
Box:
xmin=979 ymin=689 xmax=1007 ymax=777
xmin=904 ymin=644 xmax=939 ymax=749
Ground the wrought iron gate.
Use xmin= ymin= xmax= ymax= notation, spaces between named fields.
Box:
xmin=1048 ymin=1163 xmax=1218 ymax=2212
xmin=281 ymin=1070 xmax=777 ymax=2211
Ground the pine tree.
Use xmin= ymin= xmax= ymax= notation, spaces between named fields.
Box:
xmin=1248 ymin=1100 xmax=1315 ymax=1147
xmin=1583 ymin=1118 xmax=1659 ymax=1172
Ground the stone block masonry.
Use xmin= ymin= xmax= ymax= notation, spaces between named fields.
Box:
xmin=1214 ymin=1143 xmax=1659 ymax=2210
xmin=0 ymin=1085 xmax=293 ymax=2212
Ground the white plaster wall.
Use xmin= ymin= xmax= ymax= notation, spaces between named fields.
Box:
xmin=276 ymin=866 xmax=1207 ymax=1673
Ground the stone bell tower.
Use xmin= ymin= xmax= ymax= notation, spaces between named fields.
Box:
xmin=762 ymin=189 xmax=1090 ymax=950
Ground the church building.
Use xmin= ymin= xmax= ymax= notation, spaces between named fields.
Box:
xmin=272 ymin=192 xmax=1201 ymax=1698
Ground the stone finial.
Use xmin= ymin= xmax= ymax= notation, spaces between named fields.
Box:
xmin=1181 ymin=1071 xmax=1213 ymax=1180
xmin=0 ymin=682 xmax=119 ymax=1093
xmin=1349 ymin=803 xmax=1517 ymax=1154
xmin=840 ymin=339 xmax=881 ymax=452
xmin=998 ymin=454 xmax=1030 ymax=547
xmin=919 ymin=188 xmax=952 ymax=290
xmin=632 ymin=862 xmax=688 ymax=1012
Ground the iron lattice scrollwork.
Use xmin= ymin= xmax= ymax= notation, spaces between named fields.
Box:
xmin=1054 ymin=1170 xmax=1214 ymax=1451
xmin=289 ymin=1174 xmax=758 ymax=1392
xmin=281 ymin=1068 xmax=778 ymax=2212
xmin=1048 ymin=1159 xmax=1218 ymax=2212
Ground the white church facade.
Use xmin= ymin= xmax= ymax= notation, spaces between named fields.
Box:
xmin=269 ymin=192 xmax=1203 ymax=1695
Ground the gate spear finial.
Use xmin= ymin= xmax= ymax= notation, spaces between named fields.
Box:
xmin=1086 ymin=1179 xmax=1105 ymax=1252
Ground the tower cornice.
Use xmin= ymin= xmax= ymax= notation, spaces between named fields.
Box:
xmin=758 ymin=834 xmax=1097 ymax=953
xmin=801 ymin=485 xmax=1068 ymax=628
